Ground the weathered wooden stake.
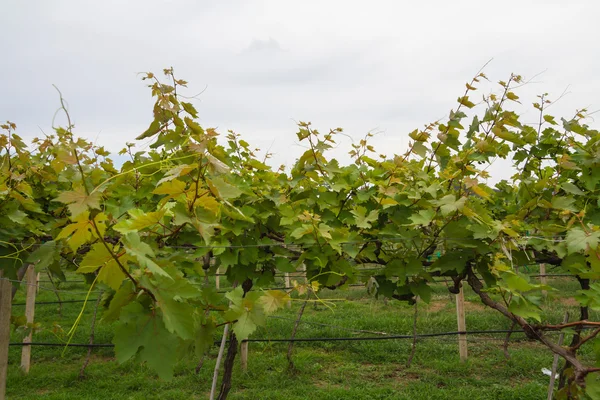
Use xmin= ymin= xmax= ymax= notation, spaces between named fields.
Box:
xmin=215 ymin=267 xmax=220 ymax=290
xmin=240 ymin=340 xmax=248 ymax=372
xmin=456 ymin=285 xmax=468 ymax=362
xmin=20 ymin=265 xmax=36 ymax=374
xmin=284 ymin=273 xmax=291 ymax=308
xmin=0 ymin=270 xmax=13 ymax=400
xmin=540 ymin=263 xmax=548 ymax=298
xmin=547 ymin=312 xmax=569 ymax=400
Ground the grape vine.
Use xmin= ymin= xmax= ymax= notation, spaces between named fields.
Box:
xmin=2 ymin=67 xmax=600 ymax=399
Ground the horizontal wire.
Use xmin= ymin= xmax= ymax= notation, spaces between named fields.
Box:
xmin=4 ymin=235 xmax=566 ymax=251
xmin=8 ymin=329 xmax=529 ymax=348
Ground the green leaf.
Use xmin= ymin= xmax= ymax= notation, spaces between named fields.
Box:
xmin=102 ymin=281 xmax=136 ymax=323
xmin=181 ymin=102 xmax=199 ymax=118
xmin=565 ymin=228 xmax=600 ymax=254
xmin=207 ymin=177 xmax=242 ymax=200
xmin=585 ymin=373 xmax=600 ymax=399
xmin=351 ymin=206 xmax=379 ymax=229
xmin=136 ymin=119 xmax=162 ymax=140
xmin=195 ymin=318 xmax=216 ymax=358
xmin=184 ymin=117 xmax=204 ymax=135
xmin=274 ymin=257 xmax=297 ymax=273
xmin=233 ymin=311 xmax=258 ymax=341
xmin=507 ymin=296 xmax=541 ymax=322
xmin=502 ymin=272 xmax=535 ymax=292
xmin=27 ymin=241 xmax=56 ymax=272
xmin=7 ymin=208 xmax=27 ymax=224
xmin=140 ymin=273 xmax=200 ymax=340
xmin=113 ymin=302 xmax=178 ymax=380
xmin=224 ymin=288 xmax=265 ymax=341
xmin=433 ymin=195 xmax=466 ymax=216
xmin=410 ymin=281 xmax=432 ymax=304
xmin=410 ymin=209 xmax=434 ymax=226
xmin=551 ymin=196 xmax=577 ymax=211
xmin=412 ymin=141 xmax=428 ymax=158
xmin=290 ymin=225 xmax=314 ymax=239
xmin=122 ymin=232 xmax=171 ymax=279
xmin=561 ymin=182 xmax=585 ymax=196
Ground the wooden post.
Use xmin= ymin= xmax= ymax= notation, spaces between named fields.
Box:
xmin=284 ymin=273 xmax=291 ymax=289
xmin=20 ymin=265 xmax=36 ymax=374
xmin=36 ymin=272 xmax=40 ymax=294
xmin=284 ymin=273 xmax=291 ymax=308
xmin=215 ymin=267 xmax=220 ymax=290
xmin=547 ymin=312 xmax=569 ymax=400
xmin=0 ymin=270 xmax=13 ymax=400
xmin=539 ymin=263 xmax=547 ymax=298
xmin=240 ymin=340 xmax=248 ymax=372
xmin=456 ymin=285 xmax=468 ymax=362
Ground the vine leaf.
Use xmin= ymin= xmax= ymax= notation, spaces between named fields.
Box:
xmin=410 ymin=209 xmax=435 ymax=226
xmin=432 ymin=194 xmax=467 ymax=216
xmin=351 ymin=206 xmax=379 ymax=229
xmin=76 ymin=243 xmax=131 ymax=290
xmin=53 ymin=188 xmax=102 ymax=217
xmin=207 ymin=176 xmax=242 ymax=200
xmin=56 ymin=212 xmax=106 ymax=252
xmin=113 ymin=302 xmax=178 ymax=380
xmin=224 ymin=288 xmax=265 ymax=341
xmin=140 ymin=273 xmax=200 ymax=340
xmin=507 ymin=295 xmax=541 ymax=322
xmin=102 ymin=281 xmax=136 ymax=323
xmin=565 ymin=228 xmax=600 ymax=253
xmin=113 ymin=208 xmax=167 ymax=234
xmin=27 ymin=241 xmax=57 ymax=272
xmin=259 ymin=290 xmax=291 ymax=314
xmin=152 ymin=179 xmax=187 ymax=197
xmin=122 ymin=232 xmax=172 ymax=279
xmin=195 ymin=317 xmax=216 ymax=358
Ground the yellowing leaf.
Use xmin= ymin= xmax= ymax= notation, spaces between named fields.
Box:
xmin=259 ymin=290 xmax=291 ymax=314
xmin=114 ymin=208 xmax=167 ymax=234
xmin=184 ymin=117 xmax=204 ymax=136
xmin=56 ymin=212 xmax=107 ymax=252
xmin=153 ymin=179 xmax=187 ymax=196
xmin=54 ymin=188 xmax=102 ymax=218
xmin=506 ymin=92 xmax=519 ymax=101
xmin=157 ymin=165 xmax=195 ymax=185
xmin=471 ymin=185 xmax=491 ymax=201
xmin=194 ymin=195 xmax=220 ymax=218
xmin=457 ymin=96 xmax=475 ymax=108
xmin=311 ymin=281 xmax=320 ymax=292
xmin=77 ymin=243 xmax=131 ymax=290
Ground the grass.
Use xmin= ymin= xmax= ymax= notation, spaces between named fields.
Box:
xmin=4 ymin=272 xmax=598 ymax=399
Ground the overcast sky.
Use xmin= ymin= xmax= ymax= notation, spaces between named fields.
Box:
xmin=2 ymin=0 xmax=599 ymax=183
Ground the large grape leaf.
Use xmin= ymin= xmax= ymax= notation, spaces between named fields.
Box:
xmin=113 ymin=302 xmax=179 ymax=380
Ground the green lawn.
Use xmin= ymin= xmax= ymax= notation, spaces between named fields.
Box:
xmin=4 ymin=273 xmax=597 ymax=399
